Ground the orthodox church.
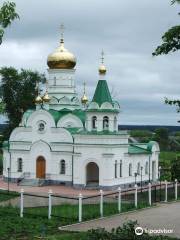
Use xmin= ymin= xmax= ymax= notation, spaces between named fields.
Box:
xmin=2 ymin=30 xmax=160 ymax=189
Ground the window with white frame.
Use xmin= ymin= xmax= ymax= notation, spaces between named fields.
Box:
xmin=17 ymin=158 xmax=23 ymax=172
xmin=103 ymin=116 xmax=109 ymax=130
xmin=129 ymin=163 xmax=132 ymax=176
xmin=119 ymin=160 xmax=122 ymax=177
xmin=38 ymin=122 xmax=45 ymax=132
xmin=115 ymin=160 xmax=117 ymax=178
xmin=145 ymin=161 xmax=149 ymax=174
xmin=92 ymin=116 xmax=97 ymax=130
xmin=60 ymin=160 xmax=66 ymax=174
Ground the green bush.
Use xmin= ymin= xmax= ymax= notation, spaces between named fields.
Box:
xmin=87 ymin=221 xmax=178 ymax=240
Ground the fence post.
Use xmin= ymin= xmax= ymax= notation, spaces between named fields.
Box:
xmin=20 ymin=188 xmax=24 ymax=218
xmin=100 ymin=189 xmax=104 ymax=217
xmin=118 ymin=187 xmax=121 ymax=213
xmin=48 ymin=189 xmax=52 ymax=219
xmin=175 ymin=179 xmax=178 ymax=201
xmin=165 ymin=180 xmax=167 ymax=202
xmin=148 ymin=182 xmax=151 ymax=206
xmin=135 ymin=184 xmax=138 ymax=208
xmin=78 ymin=193 xmax=83 ymax=222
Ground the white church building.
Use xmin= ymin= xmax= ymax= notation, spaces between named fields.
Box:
xmin=2 ymin=31 xmax=160 ymax=189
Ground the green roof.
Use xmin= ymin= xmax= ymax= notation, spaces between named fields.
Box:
xmin=48 ymin=108 xmax=86 ymax=125
xmin=22 ymin=108 xmax=86 ymax=127
xmin=92 ymin=80 xmax=113 ymax=106
xmin=128 ymin=144 xmax=151 ymax=154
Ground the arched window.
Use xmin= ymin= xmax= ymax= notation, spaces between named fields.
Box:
xmin=17 ymin=158 xmax=23 ymax=172
xmin=129 ymin=163 xmax=132 ymax=176
xmin=119 ymin=160 xmax=122 ymax=177
xmin=60 ymin=160 xmax=66 ymax=174
xmin=103 ymin=116 xmax=109 ymax=130
xmin=115 ymin=160 xmax=117 ymax=178
xmin=92 ymin=116 xmax=97 ymax=130
xmin=114 ymin=116 xmax=117 ymax=131
xmin=137 ymin=162 xmax=140 ymax=175
xmin=145 ymin=161 xmax=149 ymax=174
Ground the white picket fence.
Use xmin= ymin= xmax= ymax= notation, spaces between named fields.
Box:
xmin=19 ymin=179 xmax=178 ymax=222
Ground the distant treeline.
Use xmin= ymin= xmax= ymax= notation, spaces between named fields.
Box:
xmin=0 ymin=124 xmax=180 ymax=135
xmin=118 ymin=125 xmax=180 ymax=133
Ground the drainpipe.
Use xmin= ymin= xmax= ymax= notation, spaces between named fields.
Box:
xmin=72 ymin=135 xmax=75 ymax=186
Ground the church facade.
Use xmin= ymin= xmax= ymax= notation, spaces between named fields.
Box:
xmin=2 ymin=32 xmax=160 ymax=189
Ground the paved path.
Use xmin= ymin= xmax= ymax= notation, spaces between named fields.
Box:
xmin=0 ymin=177 xmax=111 ymax=196
xmin=60 ymin=202 xmax=180 ymax=238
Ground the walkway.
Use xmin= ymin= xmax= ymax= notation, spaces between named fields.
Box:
xmin=0 ymin=177 xmax=110 ymax=196
xmin=60 ymin=201 xmax=180 ymax=238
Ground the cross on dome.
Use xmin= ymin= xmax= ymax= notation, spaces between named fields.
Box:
xmin=60 ymin=24 xmax=65 ymax=43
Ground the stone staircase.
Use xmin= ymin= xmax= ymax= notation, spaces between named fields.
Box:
xmin=86 ymin=182 xmax=99 ymax=190
xmin=18 ymin=178 xmax=46 ymax=187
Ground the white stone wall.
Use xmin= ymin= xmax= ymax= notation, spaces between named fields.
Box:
xmin=3 ymin=108 xmax=159 ymax=188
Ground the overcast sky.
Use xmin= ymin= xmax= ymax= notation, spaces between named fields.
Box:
xmin=0 ymin=0 xmax=180 ymax=125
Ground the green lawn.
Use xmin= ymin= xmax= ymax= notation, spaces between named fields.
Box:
xmin=0 ymin=190 xmax=19 ymax=202
xmin=0 ymin=199 xmax=150 ymax=240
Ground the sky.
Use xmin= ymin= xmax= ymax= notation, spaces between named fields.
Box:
xmin=0 ymin=0 xmax=180 ymax=125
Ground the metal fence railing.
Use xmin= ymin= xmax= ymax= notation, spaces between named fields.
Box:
xmin=1 ymin=179 xmax=178 ymax=225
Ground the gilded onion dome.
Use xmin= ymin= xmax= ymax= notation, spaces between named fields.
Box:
xmin=99 ymin=64 xmax=107 ymax=75
xmin=47 ymin=38 xmax=76 ymax=69
xmin=99 ymin=50 xmax=107 ymax=75
xmin=81 ymin=81 xmax=88 ymax=105
xmin=43 ymin=91 xmax=51 ymax=103
xmin=35 ymin=95 xmax=43 ymax=104
xmin=81 ymin=94 xmax=88 ymax=104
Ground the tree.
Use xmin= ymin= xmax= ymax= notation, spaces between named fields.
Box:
xmin=171 ymin=155 xmax=180 ymax=181
xmin=152 ymin=128 xmax=169 ymax=150
xmin=0 ymin=1 xmax=19 ymax=44
xmin=153 ymin=1 xmax=180 ymax=112
xmin=153 ymin=0 xmax=180 ymax=56
xmin=0 ymin=67 xmax=46 ymax=139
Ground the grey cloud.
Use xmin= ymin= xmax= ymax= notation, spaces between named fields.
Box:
xmin=0 ymin=0 xmax=180 ymax=125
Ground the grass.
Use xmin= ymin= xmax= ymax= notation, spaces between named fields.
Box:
xmin=0 ymin=199 xmax=150 ymax=239
xmin=0 ymin=190 xmax=19 ymax=202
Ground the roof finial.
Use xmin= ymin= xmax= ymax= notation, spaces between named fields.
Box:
xmin=99 ymin=50 xmax=107 ymax=75
xmin=35 ymin=81 xmax=42 ymax=104
xmin=101 ymin=50 xmax=104 ymax=64
xmin=83 ymin=81 xmax=86 ymax=94
xmin=43 ymin=78 xmax=51 ymax=103
xmin=60 ymin=24 xmax=65 ymax=43
xmin=81 ymin=81 xmax=88 ymax=105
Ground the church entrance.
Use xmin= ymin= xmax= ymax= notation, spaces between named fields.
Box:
xmin=36 ymin=156 xmax=46 ymax=179
xmin=86 ymin=162 xmax=99 ymax=187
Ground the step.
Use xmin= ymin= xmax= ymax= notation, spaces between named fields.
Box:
xmin=18 ymin=178 xmax=45 ymax=187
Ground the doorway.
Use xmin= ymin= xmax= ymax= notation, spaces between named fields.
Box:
xmin=36 ymin=156 xmax=46 ymax=179
xmin=86 ymin=162 xmax=99 ymax=186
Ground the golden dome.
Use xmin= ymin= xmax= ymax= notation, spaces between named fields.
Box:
xmin=47 ymin=39 xmax=76 ymax=69
xmin=35 ymin=95 xmax=43 ymax=104
xmin=43 ymin=92 xmax=51 ymax=103
xmin=99 ymin=64 xmax=107 ymax=75
xmin=81 ymin=94 xmax=88 ymax=104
